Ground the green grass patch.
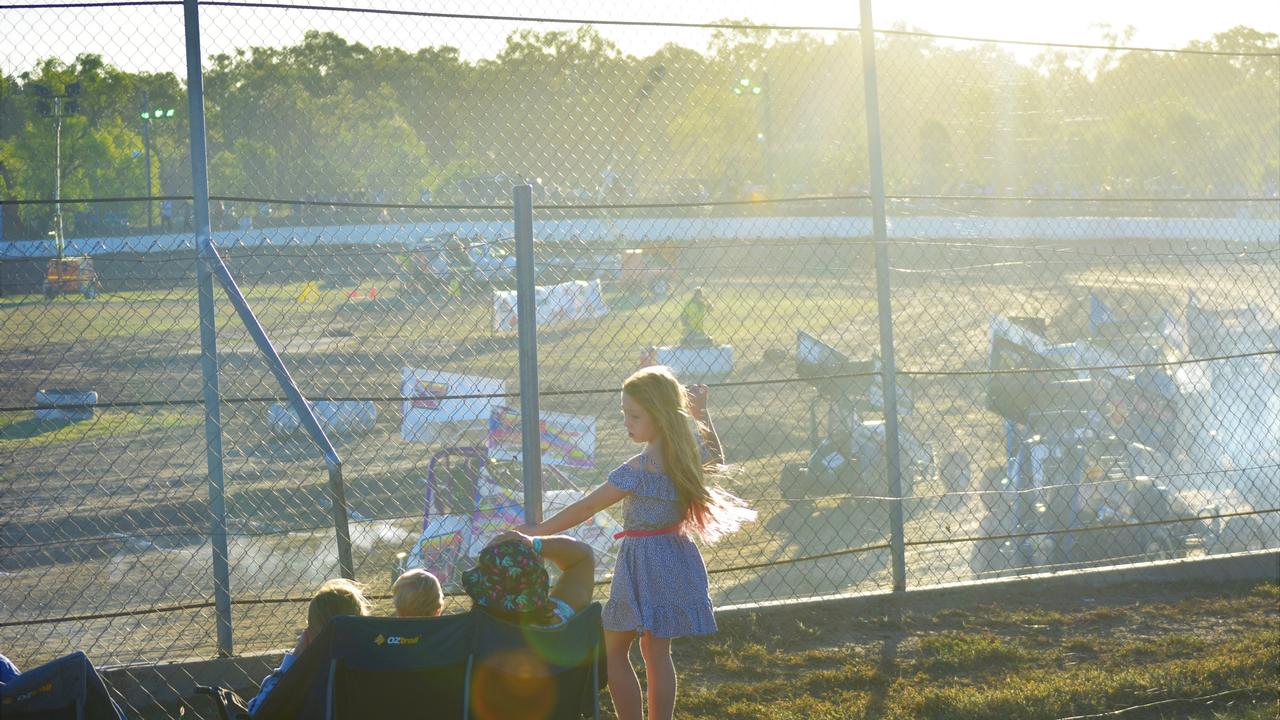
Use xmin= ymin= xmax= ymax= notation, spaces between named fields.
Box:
xmin=0 ymin=280 xmax=875 ymax=361
xmin=683 ymin=659 xmax=881 ymax=717
xmin=981 ymin=604 xmax=1123 ymax=630
xmin=1251 ymin=583 xmax=1280 ymax=602
xmin=918 ymin=632 xmax=1030 ymax=673
xmin=1113 ymin=634 xmax=1211 ymax=663
xmin=0 ymin=409 xmax=201 ymax=449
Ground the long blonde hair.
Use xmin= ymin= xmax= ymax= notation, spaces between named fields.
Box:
xmin=623 ymin=366 xmax=714 ymax=533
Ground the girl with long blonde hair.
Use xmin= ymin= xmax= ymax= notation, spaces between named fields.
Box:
xmin=521 ymin=366 xmax=754 ymax=720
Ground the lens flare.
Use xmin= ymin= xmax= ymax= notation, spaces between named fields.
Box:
xmin=469 ymin=648 xmax=557 ymax=720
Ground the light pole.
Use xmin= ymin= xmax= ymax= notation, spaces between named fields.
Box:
xmin=33 ymin=82 xmax=80 ymax=259
xmin=140 ymin=93 xmax=176 ymax=233
xmin=597 ymin=64 xmax=666 ymax=202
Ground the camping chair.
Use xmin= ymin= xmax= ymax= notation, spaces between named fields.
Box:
xmin=210 ymin=602 xmax=605 ymax=720
xmin=0 ymin=651 xmax=125 ymax=720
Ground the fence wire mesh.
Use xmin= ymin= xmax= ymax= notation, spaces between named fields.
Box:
xmin=1 ymin=1 xmax=1278 ymax=717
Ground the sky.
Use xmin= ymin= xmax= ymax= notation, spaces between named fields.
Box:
xmin=2 ymin=0 xmax=1277 ymax=76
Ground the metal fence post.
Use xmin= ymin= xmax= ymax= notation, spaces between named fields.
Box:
xmin=514 ymin=185 xmax=543 ymax=525
xmin=201 ymin=242 xmax=353 ymax=580
xmin=183 ymin=0 xmax=234 ymax=656
xmin=327 ymin=466 xmax=355 ymax=579
xmin=859 ymin=0 xmax=908 ymax=593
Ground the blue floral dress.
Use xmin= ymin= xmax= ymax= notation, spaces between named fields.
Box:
xmin=603 ymin=454 xmax=717 ymax=638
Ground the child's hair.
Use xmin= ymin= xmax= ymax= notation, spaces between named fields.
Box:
xmin=392 ymin=569 xmax=444 ymax=617
xmin=307 ymin=578 xmax=373 ymax=632
xmin=623 ymin=366 xmax=714 ymax=533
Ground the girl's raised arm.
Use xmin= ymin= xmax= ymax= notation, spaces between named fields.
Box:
xmin=522 ymin=481 xmax=628 ymax=536
xmin=688 ymin=383 xmax=725 ymax=465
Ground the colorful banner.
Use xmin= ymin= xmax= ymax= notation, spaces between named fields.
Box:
xmin=469 ymin=477 xmax=527 ymax=554
xmin=406 ymin=514 xmax=469 ymax=587
xmin=487 ymin=405 xmax=596 ymax=468
xmin=401 ymin=369 xmax=506 ymax=442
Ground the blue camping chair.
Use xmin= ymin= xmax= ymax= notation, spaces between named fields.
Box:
xmin=0 ymin=651 xmax=125 ymax=720
xmin=210 ymin=602 xmax=605 ymax=720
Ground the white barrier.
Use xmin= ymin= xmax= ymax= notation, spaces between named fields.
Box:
xmin=5 ymin=215 xmax=1277 ymax=258
xmin=266 ymin=400 xmax=376 ymax=437
xmin=34 ymin=388 xmax=98 ymax=422
xmin=655 ymin=344 xmax=734 ymax=380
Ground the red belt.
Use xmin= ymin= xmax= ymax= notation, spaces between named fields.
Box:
xmin=614 ymin=523 xmax=682 ymax=540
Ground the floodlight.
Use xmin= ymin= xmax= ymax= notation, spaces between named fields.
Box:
xmin=64 ymin=100 xmax=79 ymax=114
xmin=66 ymin=82 xmax=81 ymax=96
xmin=32 ymin=84 xmax=50 ymax=97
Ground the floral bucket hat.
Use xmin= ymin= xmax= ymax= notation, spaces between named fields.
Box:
xmin=461 ymin=539 xmax=555 ymax=620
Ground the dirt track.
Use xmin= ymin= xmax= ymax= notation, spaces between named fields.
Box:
xmin=4 ymin=247 xmax=1279 ymax=670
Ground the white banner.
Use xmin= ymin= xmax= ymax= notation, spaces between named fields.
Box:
xmin=486 ymin=405 xmax=597 ymax=468
xmin=493 ymin=279 xmax=609 ymax=332
xmin=401 ymin=369 xmax=505 ymax=442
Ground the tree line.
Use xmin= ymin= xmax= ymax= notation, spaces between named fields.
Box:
xmin=1 ymin=24 xmax=1276 ymax=239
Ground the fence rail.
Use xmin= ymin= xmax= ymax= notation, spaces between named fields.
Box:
xmin=2 ymin=0 xmax=1278 ymax=716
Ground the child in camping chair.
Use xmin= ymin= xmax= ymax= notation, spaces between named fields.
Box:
xmin=246 ymin=578 xmax=373 ymax=714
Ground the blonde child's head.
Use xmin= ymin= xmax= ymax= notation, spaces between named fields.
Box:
xmin=392 ymin=569 xmax=444 ymax=617
xmin=623 ymin=366 xmax=713 ymax=531
xmin=307 ymin=578 xmax=373 ymax=634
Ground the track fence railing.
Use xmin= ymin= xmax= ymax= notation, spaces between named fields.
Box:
xmin=1 ymin=0 xmax=1277 ymax=716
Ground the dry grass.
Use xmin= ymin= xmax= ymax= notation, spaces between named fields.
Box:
xmin=666 ymin=580 xmax=1279 ymax=720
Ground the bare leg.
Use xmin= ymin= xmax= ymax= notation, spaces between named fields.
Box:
xmin=606 ymin=630 xmax=642 ymax=720
xmin=639 ymin=633 xmax=676 ymax=720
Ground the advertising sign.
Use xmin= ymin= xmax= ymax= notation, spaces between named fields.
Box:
xmin=486 ymin=405 xmax=596 ymax=468
xmin=401 ymin=369 xmax=506 ymax=442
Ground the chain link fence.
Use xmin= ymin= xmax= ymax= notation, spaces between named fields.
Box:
xmin=2 ymin=1 xmax=1278 ymax=716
